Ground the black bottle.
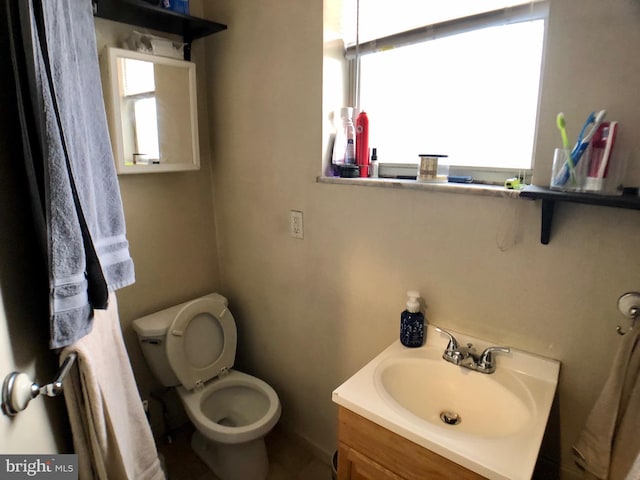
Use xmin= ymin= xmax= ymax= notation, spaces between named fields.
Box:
xmin=400 ymin=291 xmax=424 ymax=348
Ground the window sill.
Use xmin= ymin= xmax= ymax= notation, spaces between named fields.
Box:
xmin=316 ymin=176 xmax=522 ymax=199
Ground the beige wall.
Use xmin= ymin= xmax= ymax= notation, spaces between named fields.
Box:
xmin=202 ymin=0 xmax=640 ymax=478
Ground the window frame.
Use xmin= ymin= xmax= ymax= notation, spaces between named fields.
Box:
xmin=345 ymin=1 xmax=549 ymax=184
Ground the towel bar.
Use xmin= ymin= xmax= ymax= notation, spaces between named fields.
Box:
xmin=1 ymin=352 xmax=77 ymax=416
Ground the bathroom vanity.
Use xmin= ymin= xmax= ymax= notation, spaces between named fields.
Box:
xmin=332 ymin=326 xmax=560 ymax=480
xmin=338 ymin=407 xmax=484 ymax=479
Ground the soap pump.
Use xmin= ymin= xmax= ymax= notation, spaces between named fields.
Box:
xmin=400 ymin=291 xmax=425 ymax=348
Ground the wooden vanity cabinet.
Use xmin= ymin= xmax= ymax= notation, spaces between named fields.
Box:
xmin=337 ymin=407 xmax=487 ymax=480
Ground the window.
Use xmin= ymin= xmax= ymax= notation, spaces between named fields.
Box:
xmin=345 ymin=1 xmax=548 ymax=179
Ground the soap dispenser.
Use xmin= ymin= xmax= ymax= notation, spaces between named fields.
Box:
xmin=400 ymin=291 xmax=425 ymax=348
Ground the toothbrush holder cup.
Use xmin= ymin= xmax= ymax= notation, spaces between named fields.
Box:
xmin=550 ymin=147 xmax=589 ymax=192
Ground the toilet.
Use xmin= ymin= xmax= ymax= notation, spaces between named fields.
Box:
xmin=132 ymin=293 xmax=281 ymax=480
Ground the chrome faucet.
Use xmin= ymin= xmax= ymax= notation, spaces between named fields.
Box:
xmin=435 ymin=327 xmax=510 ymax=374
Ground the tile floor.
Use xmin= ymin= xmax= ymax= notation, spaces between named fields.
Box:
xmin=158 ymin=423 xmax=333 ymax=480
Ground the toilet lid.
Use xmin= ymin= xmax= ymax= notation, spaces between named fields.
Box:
xmin=165 ymin=297 xmax=237 ymax=390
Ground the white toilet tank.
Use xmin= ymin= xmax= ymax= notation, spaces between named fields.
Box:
xmin=132 ymin=293 xmax=231 ymax=388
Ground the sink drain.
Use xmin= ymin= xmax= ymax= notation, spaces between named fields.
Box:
xmin=440 ymin=411 xmax=461 ymax=426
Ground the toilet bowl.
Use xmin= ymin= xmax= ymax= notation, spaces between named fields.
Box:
xmin=178 ymin=369 xmax=280 ymax=444
xmin=133 ymin=293 xmax=281 ymax=480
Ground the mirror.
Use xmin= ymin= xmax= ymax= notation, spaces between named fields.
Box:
xmin=101 ymin=47 xmax=200 ymax=174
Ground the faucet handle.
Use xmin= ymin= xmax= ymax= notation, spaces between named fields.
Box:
xmin=434 ymin=327 xmax=458 ymax=351
xmin=478 ymin=346 xmax=510 ymax=373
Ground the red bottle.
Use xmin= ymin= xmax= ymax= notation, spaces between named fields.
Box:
xmin=356 ymin=111 xmax=369 ymax=178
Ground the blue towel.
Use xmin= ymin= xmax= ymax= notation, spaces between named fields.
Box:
xmin=18 ymin=0 xmax=135 ymax=348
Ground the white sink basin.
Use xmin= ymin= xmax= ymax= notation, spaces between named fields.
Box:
xmin=332 ymin=326 xmax=560 ymax=480
xmin=375 ymin=350 xmax=535 ymax=438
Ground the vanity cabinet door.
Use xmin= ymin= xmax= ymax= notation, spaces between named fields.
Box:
xmin=337 ymin=407 xmax=487 ymax=480
xmin=338 ymin=443 xmax=405 ymax=480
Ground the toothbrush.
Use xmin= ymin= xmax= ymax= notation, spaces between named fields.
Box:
xmin=570 ymin=109 xmax=607 ymax=166
xmin=596 ymin=121 xmax=618 ymax=179
xmin=556 ymin=113 xmax=575 ymax=184
xmin=554 ymin=110 xmax=607 ymax=186
xmin=557 ymin=113 xmax=571 ymax=150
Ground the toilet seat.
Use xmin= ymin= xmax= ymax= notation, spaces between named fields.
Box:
xmin=166 ymin=297 xmax=237 ymax=390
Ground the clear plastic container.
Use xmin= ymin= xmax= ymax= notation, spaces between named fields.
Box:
xmin=418 ymin=154 xmax=448 ymax=182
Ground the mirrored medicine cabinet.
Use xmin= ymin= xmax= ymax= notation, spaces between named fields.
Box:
xmin=100 ymin=47 xmax=200 ymax=174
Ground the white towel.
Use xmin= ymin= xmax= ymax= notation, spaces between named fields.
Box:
xmin=626 ymin=454 xmax=640 ymax=480
xmin=61 ymin=293 xmax=165 ymax=480
xmin=573 ymin=326 xmax=640 ymax=480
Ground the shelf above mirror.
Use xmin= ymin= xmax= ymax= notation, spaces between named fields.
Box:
xmin=93 ymin=0 xmax=227 ymax=60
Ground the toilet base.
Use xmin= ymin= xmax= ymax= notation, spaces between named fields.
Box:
xmin=191 ymin=430 xmax=269 ymax=480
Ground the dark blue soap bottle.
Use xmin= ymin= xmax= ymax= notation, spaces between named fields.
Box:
xmin=400 ymin=291 xmax=424 ymax=348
